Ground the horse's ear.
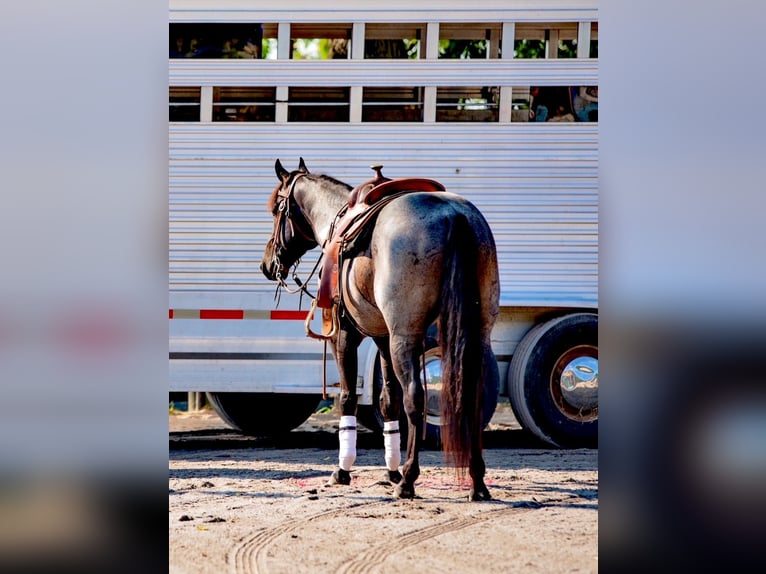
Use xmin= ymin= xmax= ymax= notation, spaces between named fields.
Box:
xmin=275 ymin=158 xmax=289 ymax=181
xmin=298 ymin=157 xmax=309 ymax=173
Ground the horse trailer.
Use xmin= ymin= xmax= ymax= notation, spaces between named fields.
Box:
xmin=169 ymin=0 xmax=598 ymax=448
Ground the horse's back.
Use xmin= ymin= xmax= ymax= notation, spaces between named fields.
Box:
xmin=376 ymin=191 xmax=496 ymax=259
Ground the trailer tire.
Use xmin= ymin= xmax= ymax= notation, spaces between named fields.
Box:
xmin=508 ymin=313 xmax=598 ymax=448
xmin=205 ymin=392 xmax=322 ymax=436
xmin=357 ymin=336 xmax=499 ymax=449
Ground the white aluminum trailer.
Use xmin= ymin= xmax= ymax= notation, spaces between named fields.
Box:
xmin=169 ymin=0 xmax=598 ymax=447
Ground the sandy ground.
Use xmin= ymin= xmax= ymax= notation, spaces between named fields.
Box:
xmin=169 ymin=402 xmax=598 ymax=573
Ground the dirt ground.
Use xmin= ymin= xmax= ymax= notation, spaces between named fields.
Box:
xmin=169 ymin=401 xmax=598 ymax=573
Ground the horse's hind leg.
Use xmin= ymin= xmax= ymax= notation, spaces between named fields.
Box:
xmin=373 ymin=336 xmax=403 ymax=484
xmin=468 ymin=340 xmax=498 ymax=501
xmin=387 ymin=335 xmax=424 ymax=499
xmin=468 ymin=448 xmax=490 ymax=501
xmin=327 ymin=325 xmax=363 ymax=487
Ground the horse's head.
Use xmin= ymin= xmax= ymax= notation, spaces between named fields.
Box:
xmin=260 ymin=158 xmax=319 ymax=282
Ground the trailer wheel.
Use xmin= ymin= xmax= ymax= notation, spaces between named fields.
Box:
xmin=508 ymin=313 xmax=598 ymax=448
xmin=357 ymin=336 xmax=499 ymax=449
xmin=205 ymin=392 xmax=322 ymax=436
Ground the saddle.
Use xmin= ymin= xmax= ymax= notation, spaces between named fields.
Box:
xmin=316 ymin=165 xmax=445 ymax=311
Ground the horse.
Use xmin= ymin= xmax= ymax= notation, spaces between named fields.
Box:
xmin=260 ymin=158 xmax=500 ymax=501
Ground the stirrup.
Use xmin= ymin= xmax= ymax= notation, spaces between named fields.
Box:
xmin=305 ymin=299 xmax=339 ymax=340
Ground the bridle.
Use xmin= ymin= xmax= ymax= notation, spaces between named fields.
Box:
xmin=268 ymin=172 xmax=322 ymax=304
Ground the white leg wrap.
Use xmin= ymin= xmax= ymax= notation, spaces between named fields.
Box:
xmin=383 ymin=420 xmax=401 ymax=471
xmin=338 ymin=415 xmax=357 ymax=471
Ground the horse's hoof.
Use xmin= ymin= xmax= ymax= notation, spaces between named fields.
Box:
xmin=327 ymin=468 xmax=351 ymax=486
xmin=394 ymin=482 xmax=415 ymax=499
xmin=386 ymin=470 xmax=402 ymax=484
xmin=468 ymin=486 xmax=492 ymax=502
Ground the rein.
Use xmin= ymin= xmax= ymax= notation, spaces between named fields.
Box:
xmin=269 ymin=172 xmax=343 ymax=400
xmin=272 ymin=253 xmax=322 ymax=310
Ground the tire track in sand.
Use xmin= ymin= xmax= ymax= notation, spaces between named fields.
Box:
xmin=336 ymin=503 xmax=545 ymax=574
xmin=231 ymin=488 xmax=584 ymax=573
xmin=230 ymin=497 xmax=391 ymax=574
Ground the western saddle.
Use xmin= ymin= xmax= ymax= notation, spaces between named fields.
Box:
xmin=316 ymin=165 xmax=445 ymax=312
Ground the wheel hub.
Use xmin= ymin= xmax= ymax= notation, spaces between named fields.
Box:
xmin=551 ymin=346 xmax=598 ymax=423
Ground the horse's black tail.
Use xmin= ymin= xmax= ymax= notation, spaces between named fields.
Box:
xmin=439 ymin=213 xmax=484 ymax=475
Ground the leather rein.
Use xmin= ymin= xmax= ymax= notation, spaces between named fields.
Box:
xmin=269 ymin=172 xmax=344 ymax=399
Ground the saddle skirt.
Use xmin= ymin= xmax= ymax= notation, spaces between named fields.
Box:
xmin=316 ymin=173 xmax=445 ymax=310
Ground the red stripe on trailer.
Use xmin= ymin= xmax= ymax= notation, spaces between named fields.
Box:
xmin=168 ymin=309 xmax=308 ymax=320
xmin=270 ymin=310 xmax=310 ymax=320
xmin=199 ymin=309 xmax=244 ymax=320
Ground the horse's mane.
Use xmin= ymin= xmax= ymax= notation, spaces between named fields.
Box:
xmin=314 ymin=173 xmax=353 ymax=192
xmin=267 ymin=171 xmax=353 ymax=213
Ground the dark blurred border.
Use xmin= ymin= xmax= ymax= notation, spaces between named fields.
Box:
xmin=601 ymin=324 xmax=766 ymax=571
xmin=0 ymin=1 xmax=168 ymax=572
xmin=601 ymin=1 xmax=766 ymax=571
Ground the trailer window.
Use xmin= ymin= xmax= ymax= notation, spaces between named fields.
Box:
xmin=212 ymin=87 xmax=276 ymax=122
xmin=514 ymin=85 xmax=598 ymax=123
xmin=169 ymin=23 xmax=266 ymax=59
xmin=362 ymin=87 xmax=423 ymax=122
xmin=290 ymin=23 xmax=352 ymax=59
xmin=364 ymin=23 xmax=423 ymax=59
xmin=514 ymin=22 xmax=579 ymax=59
xmin=169 ymin=87 xmax=200 ymax=122
xmin=287 ymin=87 xmax=350 ymax=122
xmin=436 ymin=86 xmax=499 ymax=122
xmin=438 ymin=23 xmax=502 ymax=59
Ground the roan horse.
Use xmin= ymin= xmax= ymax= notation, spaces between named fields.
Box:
xmin=260 ymin=158 xmax=500 ymax=500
